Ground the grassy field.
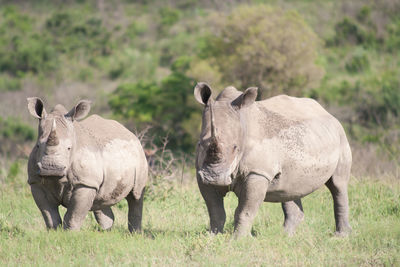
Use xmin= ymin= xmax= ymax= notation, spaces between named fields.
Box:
xmin=0 ymin=163 xmax=399 ymax=266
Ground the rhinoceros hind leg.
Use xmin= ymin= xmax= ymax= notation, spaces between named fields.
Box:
xmin=325 ymin=176 xmax=351 ymax=236
xmin=325 ymin=133 xmax=352 ymax=236
xmin=282 ymin=199 xmax=304 ymax=235
xmin=126 ymin=188 xmax=145 ymax=233
xmin=94 ymin=207 xmax=114 ymax=230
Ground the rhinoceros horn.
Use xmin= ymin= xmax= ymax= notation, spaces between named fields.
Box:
xmin=209 ymin=100 xmax=218 ymax=140
xmin=47 ymin=119 xmax=59 ymax=146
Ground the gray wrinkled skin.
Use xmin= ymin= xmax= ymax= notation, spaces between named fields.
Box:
xmin=27 ymin=98 xmax=148 ymax=232
xmin=194 ymin=83 xmax=352 ymax=238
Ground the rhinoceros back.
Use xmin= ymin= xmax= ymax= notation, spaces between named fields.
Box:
xmin=241 ymin=95 xmax=347 ymax=201
xmin=71 ymin=115 xmax=148 ymax=208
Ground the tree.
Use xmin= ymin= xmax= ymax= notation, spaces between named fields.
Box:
xmin=191 ymin=5 xmax=324 ymax=98
xmin=109 ymin=58 xmax=197 ymax=151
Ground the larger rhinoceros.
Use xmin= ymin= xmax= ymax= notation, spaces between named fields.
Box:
xmin=194 ymin=83 xmax=352 ymax=238
xmin=27 ymin=98 xmax=148 ymax=232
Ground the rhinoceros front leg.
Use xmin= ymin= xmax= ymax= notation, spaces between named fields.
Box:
xmin=31 ymin=184 xmax=62 ymax=229
xmin=63 ymin=185 xmax=96 ymax=230
xmin=94 ymin=207 xmax=114 ymax=230
xmin=282 ymin=199 xmax=304 ymax=235
xmin=197 ymin=177 xmax=227 ymax=234
xmin=233 ymin=174 xmax=268 ymax=238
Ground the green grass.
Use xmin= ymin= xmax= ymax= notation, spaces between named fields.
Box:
xmin=0 ymin=168 xmax=399 ymax=266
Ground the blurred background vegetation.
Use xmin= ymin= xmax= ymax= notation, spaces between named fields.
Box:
xmin=0 ymin=0 xmax=399 ymax=179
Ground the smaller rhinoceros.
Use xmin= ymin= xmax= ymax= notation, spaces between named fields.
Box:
xmin=194 ymin=83 xmax=352 ymax=238
xmin=27 ymin=98 xmax=148 ymax=232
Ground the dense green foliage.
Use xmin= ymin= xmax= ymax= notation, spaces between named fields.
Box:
xmin=109 ymin=60 xmax=197 ymax=149
xmin=0 ymin=6 xmax=56 ymax=76
xmin=0 ymin=116 xmax=34 ymax=141
xmin=0 ymin=0 xmax=398 ymax=156
xmin=0 ymin=163 xmax=399 ymax=265
xmin=194 ymin=5 xmax=324 ymax=97
xmin=0 ymin=116 xmax=35 ymax=157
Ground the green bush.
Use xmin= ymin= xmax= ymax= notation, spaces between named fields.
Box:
xmin=0 ymin=6 xmax=57 ymax=76
xmin=46 ymin=12 xmax=112 ymax=56
xmin=332 ymin=17 xmax=365 ymax=46
xmin=157 ymin=7 xmax=182 ymax=37
xmin=345 ymin=49 xmax=370 ymax=73
xmin=329 ymin=17 xmax=378 ymax=48
xmin=0 ymin=116 xmax=35 ymax=142
xmin=6 ymin=161 xmax=20 ymax=183
xmin=356 ymin=6 xmax=371 ymax=23
xmin=0 ymin=116 xmax=35 ymax=157
xmin=106 ymin=48 xmax=159 ymax=81
xmin=109 ymin=66 xmax=196 ymax=150
xmin=159 ymin=30 xmax=200 ymax=67
xmin=1 ymin=5 xmax=32 ymax=32
xmin=0 ymin=74 xmax=21 ymax=91
xmin=193 ymin=5 xmax=324 ymax=97
xmin=109 ymin=81 xmax=161 ymax=123
xmin=386 ymin=18 xmax=400 ymax=52
xmin=352 ymin=71 xmax=399 ymax=126
xmin=125 ymin=21 xmax=148 ymax=40
xmin=159 ymin=7 xmax=181 ymax=27
xmin=316 ymin=71 xmax=400 ymax=127
xmin=78 ymin=68 xmax=93 ymax=82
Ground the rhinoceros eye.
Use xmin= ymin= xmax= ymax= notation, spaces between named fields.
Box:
xmin=233 ymin=145 xmax=237 ymax=151
xmin=67 ymin=147 xmax=71 ymax=151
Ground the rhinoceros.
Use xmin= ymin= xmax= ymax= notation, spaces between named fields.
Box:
xmin=27 ymin=98 xmax=148 ymax=232
xmin=194 ymin=83 xmax=352 ymax=238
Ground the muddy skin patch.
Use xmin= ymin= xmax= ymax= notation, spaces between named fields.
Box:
xmin=204 ymin=140 xmax=222 ymax=165
xmin=110 ymin=180 xmax=125 ymax=200
xmin=258 ymin=106 xmax=300 ymax=138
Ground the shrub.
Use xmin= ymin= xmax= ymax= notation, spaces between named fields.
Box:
xmin=329 ymin=14 xmax=378 ymax=48
xmin=0 ymin=116 xmax=35 ymax=157
xmin=193 ymin=5 xmax=324 ymax=97
xmin=345 ymin=49 xmax=370 ymax=73
xmin=0 ymin=6 xmax=57 ymax=76
xmin=45 ymin=11 xmax=112 ymax=56
xmin=125 ymin=21 xmax=148 ymax=40
xmin=0 ymin=74 xmax=21 ymax=91
xmin=159 ymin=7 xmax=181 ymax=27
xmin=0 ymin=116 xmax=35 ymax=142
xmin=109 ymin=65 xmax=196 ymax=151
xmin=386 ymin=18 xmax=400 ymax=52
xmin=356 ymin=6 xmax=371 ymax=23
xmin=332 ymin=17 xmax=365 ymax=46
xmin=106 ymin=48 xmax=158 ymax=81
xmin=78 ymin=68 xmax=93 ymax=81
xmin=316 ymin=71 xmax=400 ymax=127
xmin=352 ymin=71 xmax=400 ymax=126
xmin=109 ymin=81 xmax=161 ymax=123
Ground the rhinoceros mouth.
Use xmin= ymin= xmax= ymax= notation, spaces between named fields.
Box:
xmin=198 ymin=167 xmax=232 ymax=186
xmin=198 ymin=154 xmax=240 ymax=186
xmin=37 ymin=162 xmax=66 ymax=177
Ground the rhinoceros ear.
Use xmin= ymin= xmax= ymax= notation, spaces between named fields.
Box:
xmin=27 ymin=97 xmax=47 ymax=119
xmin=231 ymin=87 xmax=258 ymax=109
xmin=66 ymin=100 xmax=91 ymax=121
xmin=194 ymin=82 xmax=213 ymax=105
